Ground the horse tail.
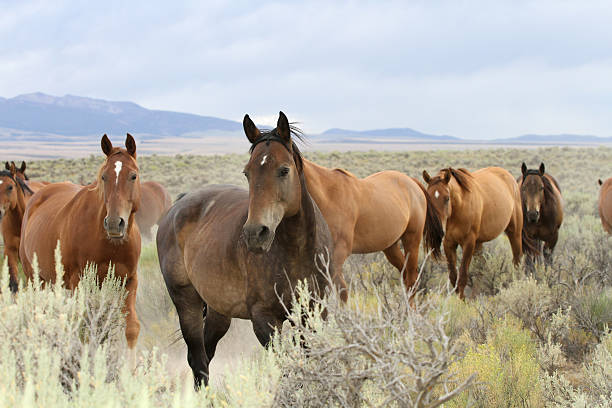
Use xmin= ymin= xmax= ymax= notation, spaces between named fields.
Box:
xmin=175 ymin=192 xmax=187 ymax=202
xmin=413 ymin=178 xmax=444 ymax=260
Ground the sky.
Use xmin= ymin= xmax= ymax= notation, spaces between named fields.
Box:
xmin=1 ymin=0 xmax=612 ymax=139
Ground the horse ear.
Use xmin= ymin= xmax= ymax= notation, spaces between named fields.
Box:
xmin=521 ymin=162 xmax=527 ymax=176
xmin=125 ymin=133 xmax=137 ymax=157
xmin=243 ymin=114 xmax=261 ymax=144
xmin=422 ymin=170 xmax=431 ymax=184
xmin=443 ymin=169 xmax=451 ymax=184
xmin=277 ymin=111 xmax=290 ymax=142
xmin=20 ymin=161 xmax=26 ymax=173
xmin=101 ymin=134 xmax=113 ymax=156
xmin=4 ymin=162 xmax=9 ymax=171
xmin=599 ymin=179 xmax=603 ymax=186
xmin=9 ymin=162 xmax=16 ymax=176
xmin=539 ymin=163 xmax=545 ymax=176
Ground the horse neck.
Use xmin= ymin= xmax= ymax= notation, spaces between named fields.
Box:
xmin=275 ymin=172 xmax=318 ymax=256
xmin=448 ymin=178 xmax=467 ymax=211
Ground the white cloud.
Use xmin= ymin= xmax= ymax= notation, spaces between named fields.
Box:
xmin=0 ymin=0 xmax=611 ymax=138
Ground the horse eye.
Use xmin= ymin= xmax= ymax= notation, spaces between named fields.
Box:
xmin=130 ymin=174 xmax=137 ymax=181
xmin=101 ymin=175 xmax=106 ymax=181
xmin=243 ymin=171 xmax=249 ymax=179
xmin=444 ymin=196 xmax=450 ymax=203
xmin=7 ymin=185 xmax=13 ymax=191
xmin=278 ymin=167 xmax=290 ymax=177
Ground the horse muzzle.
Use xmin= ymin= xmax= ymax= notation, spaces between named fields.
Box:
xmin=242 ymin=223 xmax=274 ymax=253
xmin=526 ymin=210 xmax=540 ymax=224
xmin=104 ymin=216 xmax=127 ymax=239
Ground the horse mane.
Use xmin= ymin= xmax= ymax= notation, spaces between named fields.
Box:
xmin=0 ymin=170 xmax=34 ymax=195
xmin=433 ymin=167 xmax=474 ymax=192
xmin=249 ymin=124 xmax=305 ymax=172
xmin=333 ymin=168 xmax=356 ymax=178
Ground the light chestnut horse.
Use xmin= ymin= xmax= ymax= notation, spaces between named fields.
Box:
xmin=303 ymin=161 xmax=443 ymax=300
xmin=518 ymin=163 xmax=563 ymax=266
xmin=0 ymin=163 xmax=34 ymax=292
xmin=20 ymin=134 xmax=141 ymax=348
xmin=135 ymin=181 xmax=171 ymax=240
xmin=157 ymin=112 xmax=332 ymax=388
xmin=423 ymin=167 xmax=523 ymax=298
xmin=598 ymin=177 xmax=612 ymax=234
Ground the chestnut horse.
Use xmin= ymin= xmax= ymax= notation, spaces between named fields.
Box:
xmin=20 ymin=134 xmax=141 ymax=348
xmin=422 ymin=167 xmax=523 ymax=298
xmin=303 ymin=162 xmax=443 ymax=300
xmin=135 ymin=181 xmax=171 ymax=240
xmin=157 ymin=112 xmax=333 ymax=388
xmin=0 ymin=163 xmax=34 ymax=292
xmin=5 ymin=161 xmax=49 ymax=193
xmin=598 ymin=177 xmax=612 ymax=234
xmin=518 ymin=163 xmax=563 ymax=266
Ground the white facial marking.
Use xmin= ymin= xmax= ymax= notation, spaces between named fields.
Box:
xmin=114 ymin=161 xmax=122 ymax=184
xmin=434 ymin=190 xmax=440 ymax=199
xmin=260 ymin=155 xmax=268 ymax=166
xmin=0 ymin=180 xmax=3 ymax=185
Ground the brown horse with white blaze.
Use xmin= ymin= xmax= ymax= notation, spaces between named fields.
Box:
xmin=20 ymin=134 xmax=142 ymax=348
xmin=303 ymin=160 xmax=443 ymax=300
xmin=422 ymin=167 xmax=523 ymax=298
xmin=157 ymin=112 xmax=333 ymax=388
xmin=0 ymin=163 xmax=34 ymax=292
xmin=519 ymin=163 xmax=563 ymax=266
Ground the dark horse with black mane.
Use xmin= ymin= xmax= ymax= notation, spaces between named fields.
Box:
xmin=518 ymin=163 xmax=563 ymax=267
xmin=157 ymin=112 xmax=333 ymax=388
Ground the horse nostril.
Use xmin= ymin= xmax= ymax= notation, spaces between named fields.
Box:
xmin=118 ymin=218 xmax=126 ymax=229
xmin=104 ymin=217 xmax=109 ymax=229
xmin=257 ymin=225 xmax=269 ymax=239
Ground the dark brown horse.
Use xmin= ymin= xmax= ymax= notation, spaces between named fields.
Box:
xmin=157 ymin=112 xmax=333 ymax=388
xmin=598 ymin=177 xmax=612 ymax=234
xmin=423 ymin=167 xmax=523 ymax=298
xmin=0 ymin=163 xmax=34 ymax=292
xmin=135 ymin=181 xmax=171 ymax=240
xmin=518 ymin=163 xmax=563 ymax=266
xmin=5 ymin=161 xmax=49 ymax=193
xmin=303 ymin=161 xmax=443 ymax=301
xmin=20 ymin=134 xmax=141 ymax=348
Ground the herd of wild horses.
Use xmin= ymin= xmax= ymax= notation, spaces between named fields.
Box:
xmin=0 ymin=111 xmax=609 ymax=386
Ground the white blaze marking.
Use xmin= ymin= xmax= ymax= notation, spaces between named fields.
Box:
xmin=434 ymin=190 xmax=440 ymax=199
xmin=0 ymin=181 xmax=3 ymax=185
xmin=114 ymin=161 xmax=122 ymax=184
xmin=260 ymin=155 xmax=267 ymax=166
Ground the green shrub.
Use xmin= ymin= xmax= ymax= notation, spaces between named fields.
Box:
xmin=448 ymin=317 xmax=542 ymax=408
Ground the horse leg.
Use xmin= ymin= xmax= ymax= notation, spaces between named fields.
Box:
xmin=203 ymin=307 xmax=231 ymax=361
xmin=170 ymin=283 xmax=209 ymax=389
xmin=383 ymin=241 xmax=406 ymax=273
xmin=123 ymin=275 xmax=141 ymax=349
xmin=5 ymin=244 xmax=20 ymax=292
xmin=331 ymin=240 xmax=350 ymax=302
xmin=506 ymin=207 xmax=523 ymax=267
xmin=251 ymin=305 xmax=284 ymax=347
xmin=543 ymin=230 xmax=559 ymax=266
xmin=443 ymin=239 xmax=459 ymax=289
xmin=458 ymin=237 xmax=476 ymax=299
xmin=400 ymin=231 xmax=422 ymax=294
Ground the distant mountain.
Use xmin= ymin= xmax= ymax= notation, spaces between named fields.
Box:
xmin=0 ymin=92 xmax=242 ymax=138
xmin=319 ymin=127 xmax=459 ymax=142
xmin=496 ymin=134 xmax=612 ymax=143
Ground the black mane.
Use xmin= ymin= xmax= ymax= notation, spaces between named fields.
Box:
xmin=249 ymin=124 xmax=305 ymax=171
xmin=0 ymin=170 xmax=34 ymax=195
